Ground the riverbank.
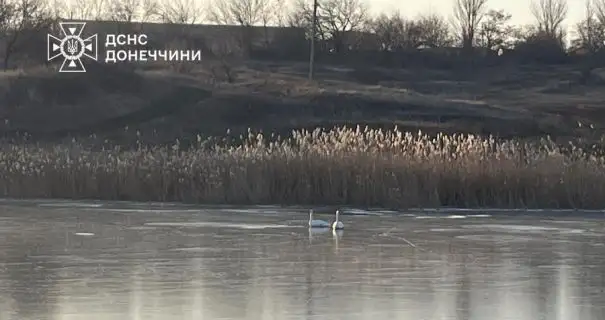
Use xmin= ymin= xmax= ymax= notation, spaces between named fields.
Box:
xmin=1 ymin=126 xmax=604 ymax=209
xmin=3 ymin=63 xmax=605 ymax=147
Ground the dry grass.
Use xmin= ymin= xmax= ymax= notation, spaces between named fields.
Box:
xmin=0 ymin=126 xmax=604 ymax=209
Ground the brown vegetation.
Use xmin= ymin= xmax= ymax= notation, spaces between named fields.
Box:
xmin=2 ymin=61 xmax=605 ymax=148
xmin=2 ymin=0 xmax=605 ymax=209
xmin=1 ymin=126 xmax=604 ymax=209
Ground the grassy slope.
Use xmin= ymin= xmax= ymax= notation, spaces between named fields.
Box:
xmin=1 ymin=61 xmax=605 ymax=146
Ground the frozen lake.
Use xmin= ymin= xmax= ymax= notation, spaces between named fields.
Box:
xmin=0 ymin=199 xmax=603 ymax=320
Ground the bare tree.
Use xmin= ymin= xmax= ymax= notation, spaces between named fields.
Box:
xmin=591 ymin=0 xmax=605 ymax=49
xmin=287 ymin=0 xmax=318 ymax=38
xmin=208 ymin=36 xmax=243 ymax=83
xmin=319 ymin=0 xmax=368 ymax=52
xmin=158 ymin=0 xmax=203 ymax=24
xmin=108 ymin=0 xmax=158 ymax=22
xmin=209 ymin=0 xmax=272 ymax=26
xmin=57 ymin=0 xmax=108 ymax=20
xmin=272 ymin=0 xmax=287 ymax=26
xmin=0 ymin=0 xmax=53 ymax=69
xmin=573 ymin=0 xmax=605 ymax=52
xmin=452 ymin=0 xmax=488 ymax=49
xmin=208 ymin=0 xmax=276 ymax=52
xmin=417 ymin=13 xmax=453 ymax=48
xmin=367 ymin=12 xmax=406 ymax=51
xmin=530 ymin=0 xmax=567 ymax=39
xmin=287 ymin=0 xmax=308 ymax=27
xmin=258 ymin=0 xmax=279 ymax=46
xmin=478 ymin=9 xmax=514 ymax=50
xmin=596 ymin=0 xmax=605 ymax=23
xmin=108 ymin=0 xmax=138 ymax=21
xmin=151 ymin=0 xmax=205 ymax=75
xmin=290 ymin=0 xmax=367 ymax=53
xmin=572 ymin=0 xmax=605 ymax=84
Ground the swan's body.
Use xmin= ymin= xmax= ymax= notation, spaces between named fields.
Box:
xmin=308 ymin=210 xmax=330 ymax=228
xmin=332 ymin=221 xmax=344 ymax=230
xmin=331 ymin=210 xmax=345 ymax=230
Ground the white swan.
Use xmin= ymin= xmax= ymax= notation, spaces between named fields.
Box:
xmin=331 ymin=210 xmax=344 ymax=230
xmin=308 ymin=209 xmax=330 ymax=228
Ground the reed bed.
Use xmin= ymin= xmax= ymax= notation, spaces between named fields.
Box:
xmin=0 ymin=126 xmax=604 ymax=209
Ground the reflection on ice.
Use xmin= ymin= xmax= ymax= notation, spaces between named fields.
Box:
xmin=74 ymin=232 xmax=94 ymax=236
xmin=97 ymin=209 xmax=203 ymax=213
xmin=38 ymin=203 xmax=104 ymax=208
xmin=144 ymin=221 xmax=293 ymax=229
xmin=456 ymin=234 xmax=537 ymax=242
xmin=0 ymin=203 xmax=601 ymax=320
xmin=461 ymin=224 xmax=590 ymax=235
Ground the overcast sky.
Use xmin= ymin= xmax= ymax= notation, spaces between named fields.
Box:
xmin=367 ymin=0 xmax=584 ymax=30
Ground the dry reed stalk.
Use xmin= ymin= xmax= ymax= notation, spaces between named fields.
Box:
xmin=0 ymin=126 xmax=603 ymax=209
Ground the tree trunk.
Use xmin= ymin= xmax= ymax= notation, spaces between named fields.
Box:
xmin=3 ymin=49 xmax=11 ymax=70
xmin=332 ymin=33 xmax=344 ymax=53
xmin=4 ymin=32 xmax=20 ymax=71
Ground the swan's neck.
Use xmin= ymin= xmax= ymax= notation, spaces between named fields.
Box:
xmin=309 ymin=211 xmax=313 ymax=222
